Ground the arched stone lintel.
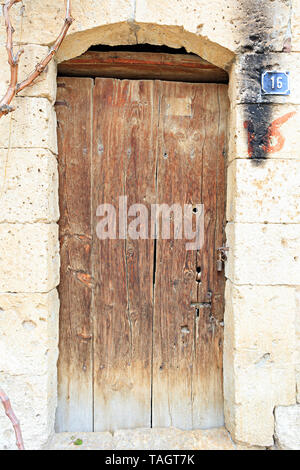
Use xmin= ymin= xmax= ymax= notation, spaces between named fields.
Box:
xmin=56 ymin=21 xmax=235 ymax=71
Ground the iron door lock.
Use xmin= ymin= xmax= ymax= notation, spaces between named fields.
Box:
xmin=217 ymin=246 xmax=229 ymax=272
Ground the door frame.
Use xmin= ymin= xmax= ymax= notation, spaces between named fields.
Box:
xmin=56 ymin=49 xmax=229 ymax=432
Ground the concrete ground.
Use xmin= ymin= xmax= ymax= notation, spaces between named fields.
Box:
xmin=45 ymin=427 xmax=262 ymax=450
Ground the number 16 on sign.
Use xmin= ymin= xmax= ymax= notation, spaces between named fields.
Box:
xmin=261 ymin=72 xmax=290 ymax=95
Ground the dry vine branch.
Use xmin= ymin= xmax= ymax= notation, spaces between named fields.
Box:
xmin=0 ymin=387 xmax=25 ymax=450
xmin=0 ymin=0 xmax=74 ymax=119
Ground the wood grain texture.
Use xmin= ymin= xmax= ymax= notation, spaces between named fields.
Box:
xmin=56 ymin=77 xmax=94 ymax=432
xmin=191 ymin=86 xmax=229 ymax=428
xmin=58 ymin=51 xmax=228 ymax=83
xmin=152 ymin=82 xmax=228 ymax=429
xmin=92 ymin=78 xmax=158 ymax=431
xmin=57 ymin=76 xmax=228 ymax=432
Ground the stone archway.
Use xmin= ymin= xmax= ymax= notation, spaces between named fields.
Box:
xmin=56 ymin=20 xmax=234 ymax=71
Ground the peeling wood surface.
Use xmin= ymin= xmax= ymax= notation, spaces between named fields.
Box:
xmin=56 ymin=77 xmax=94 ymax=432
xmin=56 ymin=76 xmax=228 ymax=431
xmin=58 ymin=51 xmax=228 ymax=83
xmin=152 ymin=82 xmax=227 ymax=428
xmin=92 ymin=79 xmax=158 ymax=431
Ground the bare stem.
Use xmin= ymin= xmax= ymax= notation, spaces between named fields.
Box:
xmin=0 ymin=387 xmax=25 ymax=450
xmin=0 ymin=1 xmax=23 ymax=117
xmin=0 ymin=0 xmax=74 ymax=119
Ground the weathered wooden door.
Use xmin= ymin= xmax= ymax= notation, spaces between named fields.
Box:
xmin=56 ymin=76 xmax=228 ymax=432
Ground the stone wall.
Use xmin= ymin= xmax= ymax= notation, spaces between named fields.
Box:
xmin=0 ymin=0 xmax=299 ymax=450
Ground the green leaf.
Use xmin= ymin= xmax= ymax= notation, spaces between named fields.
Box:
xmin=73 ymin=438 xmax=83 ymax=446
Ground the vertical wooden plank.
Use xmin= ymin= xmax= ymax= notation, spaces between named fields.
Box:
xmin=56 ymin=77 xmax=94 ymax=431
xmin=153 ymin=82 xmax=228 ymax=429
xmin=196 ymin=86 xmax=218 ymax=305
xmin=92 ymin=78 xmax=158 ymax=431
xmin=212 ymin=85 xmax=229 ymax=321
xmin=152 ymin=81 xmax=202 ymax=429
xmin=192 ymin=85 xmax=228 ymax=428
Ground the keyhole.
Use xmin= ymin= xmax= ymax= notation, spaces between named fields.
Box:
xmin=196 ymin=266 xmax=201 ymax=283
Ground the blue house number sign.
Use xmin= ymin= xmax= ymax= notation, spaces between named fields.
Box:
xmin=261 ymin=71 xmax=290 ymax=95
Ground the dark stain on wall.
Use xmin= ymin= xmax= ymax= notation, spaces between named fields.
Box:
xmin=243 ymin=104 xmax=272 ymax=163
xmin=240 ymin=1 xmax=275 ymax=164
xmin=242 ymin=55 xmax=273 ymax=164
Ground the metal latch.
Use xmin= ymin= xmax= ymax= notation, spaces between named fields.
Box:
xmin=217 ymin=246 xmax=229 ymax=272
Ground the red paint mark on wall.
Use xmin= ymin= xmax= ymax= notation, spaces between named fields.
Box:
xmin=244 ymin=111 xmax=296 ymax=158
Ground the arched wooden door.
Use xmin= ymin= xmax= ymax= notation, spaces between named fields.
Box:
xmin=55 ymin=74 xmax=228 ymax=432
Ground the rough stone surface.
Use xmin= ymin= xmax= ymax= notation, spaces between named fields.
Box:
xmin=224 ymin=282 xmax=297 ymax=447
xmin=0 ymin=149 xmax=59 ymax=223
xmin=0 ymin=97 xmax=57 ymax=154
xmin=0 ymin=290 xmax=59 ymax=376
xmin=0 ymin=291 xmax=59 ymax=450
xmin=228 ymin=104 xmax=300 ymax=162
xmin=45 ymin=432 xmax=114 ymax=450
xmin=227 ymin=159 xmax=300 ymax=223
xmin=0 ymin=1 xmax=136 ymax=45
xmin=135 ymin=0 xmax=290 ymax=57
xmin=226 ymin=223 xmax=300 ymax=285
xmin=230 ymin=53 xmax=300 ymax=105
xmin=45 ymin=428 xmax=260 ymax=450
xmin=275 ymin=405 xmax=300 ymax=450
xmin=0 ymin=371 xmax=58 ymax=450
xmin=0 ymin=0 xmax=290 ymax=56
xmin=0 ymin=223 xmax=59 ymax=293
xmin=0 ymin=45 xmax=57 ymax=102
xmin=293 ymin=1 xmax=300 ymax=52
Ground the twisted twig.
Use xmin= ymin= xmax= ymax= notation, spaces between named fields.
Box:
xmin=0 ymin=387 xmax=25 ymax=450
xmin=0 ymin=0 xmax=74 ymax=119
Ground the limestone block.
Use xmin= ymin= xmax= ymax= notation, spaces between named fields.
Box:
xmin=275 ymin=405 xmax=300 ymax=450
xmin=224 ymin=282 xmax=297 ymax=446
xmin=292 ymin=1 xmax=300 ymax=52
xmin=0 ymin=97 xmax=57 ymax=154
xmin=0 ymin=45 xmax=57 ymax=102
xmin=226 ymin=223 xmax=300 ymax=285
xmin=227 ymin=159 xmax=300 ymax=223
xmin=113 ymin=427 xmax=252 ymax=450
xmin=0 ymin=223 xmax=59 ymax=293
xmin=228 ymin=104 xmax=300 ymax=161
xmin=0 ymin=372 xmax=57 ymax=450
xmin=0 ymin=0 xmax=135 ymax=45
xmin=0 ymin=1 xmax=290 ymax=67
xmin=45 ymin=432 xmax=114 ymax=450
xmin=230 ymin=53 xmax=300 ymax=105
xmin=135 ymin=0 xmax=235 ymax=69
xmin=45 ymin=428 xmax=260 ymax=450
xmin=0 ymin=149 xmax=59 ymax=223
xmin=56 ymin=22 xmax=137 ymax=64
xmin=225 ymin=282 xmax=296 ymax=365
xmin=136 ymin=0 xmax=290 ymax=61
xmin=0 ymin=290 xmax=59 ymax=376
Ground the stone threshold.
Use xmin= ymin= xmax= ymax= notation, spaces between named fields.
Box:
xmin=45 ymin=427 xmax=262 ymax=450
